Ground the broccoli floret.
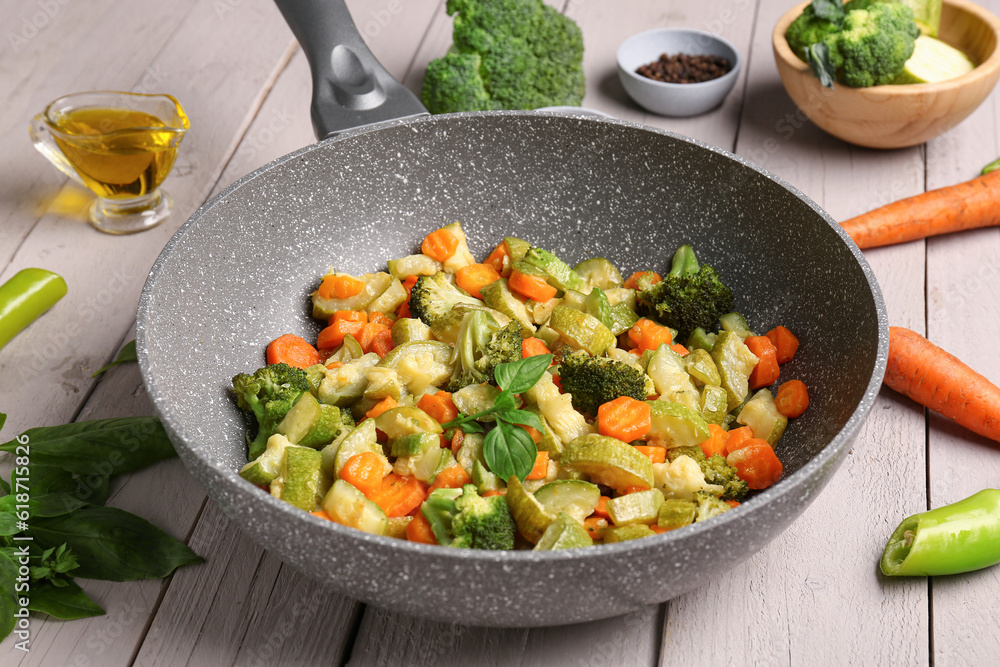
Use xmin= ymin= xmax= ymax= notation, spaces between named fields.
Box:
xmin=557 ymin=350 xmax=654 ymax=417
xmin=449 ymin=310 xmax=523 ymax=391
xmin=420 ymin=0 xmax=585 ymax=114
xmin=694 ymin=490 xmax=732 ymax=522
xmin=421 ymin=484 xmax=516 ymax=549
xmin=785 ymin=1 xmax=844 ymax=60
xmin=666 ymin=445 xmax=749 ymax=502
xmin=830 ymin=2 xmax=920 ymax=87
xmin=232 ymin=363 xmax=310 ymax=461
xmin=636 ymin=245 xmax=733 ymax=342
xmin=408 ymin=272 xmax=483 ymax=327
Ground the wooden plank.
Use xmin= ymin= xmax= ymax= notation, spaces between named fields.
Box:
xmin=924 ymin=0 xmax=1000 ymax=659
xmin=656 ymin=1 xmax=929 ymax=664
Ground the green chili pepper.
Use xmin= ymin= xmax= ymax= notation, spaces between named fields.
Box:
xmin=0 ymin=268 xmax=67 ymax=350
xmin=880 ymin=489 xmax=1000 ymax=577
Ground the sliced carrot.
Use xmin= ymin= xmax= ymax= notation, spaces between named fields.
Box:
xmin=368 ymin=311 xmax=394 ymax=328
xmin=623 ymin=271 xmax=661 ymax=290
xmin=456 ymin=263 xmax=501 ymax=299
xmin=522 ymin=337 xmax=552 ymax=359
xmin=325 ymin=360 xmax=343 ymax=370
xmin=318 ymin=274 xmax=366 ymax=300
xmin=649 ymin=525 xmax=672 ymax=534
xmin=370 ymin=328 xmax=394 ymax=358
xmin=369 ymin=473 xmax=427 ymax=518
xmin=310 ymin=510 xmax=332 ymax=521
xmin=317 ymin=319 xmax=365 ymax=350
xmin=745 ymin=335 xmax=780 ymax=390
xmin=633 ymin=445 xmax=667 ymax=464
xmin=670 ymin=343 xmax=689 ymax=356
xmin=584 ymin=516 xmax=609 ymax=540
xmin=725 ymin=500 xmax=741 ymax=508
xmin=366 ymin=396 xmax=398 ymax=420
xmin=627 ymin=318 xmax=673 ymax=353
xmin=523 ymin=425 xmax=542 ymax=444
xmin=699 ymin=424 xmax=728 ymax=458
xmin=333 ymin=309 xmax=368 ymax=324
xmin=417 ymin=391 xmax=459 ymax=426
xmin=620 ymin=484 xmax=650 ymax=494
xmin=421 ymin=227 xmax=458 ymax=262
xmin=526 ymin=451 xmax=549 ymax=480
xmin=405 ymin=512 xmax=437 ymax=544
xmin=597 ymin=395 xmax=652 ymax=442
xmin=726 ymin=439 xmax=783 ymax=490
xmin=766 ymin=325 xmax=799 ymax=364
xmin=482 ymin=489 xmax=506 ymax=497
xmin=448 ymin=428 xmax=465 ymax=455
xmin=266 ymin=334 xmax=322 ymax=369
xmin=508 ymin=269 xmax=557 ymax=301
xmin=358 ymin=321 xmax=390 ymax=354
xmin=724 ymin=426 xmax=754 ymax=455
xmin=339 ymin=451 xmax=385 ymax=498
xmin=592 ymin=496 xmax=612 ymax=520
xmin=483 ymin=241 xmax=511 ymax=276
xmin=775 ymin=379 xmax=810 ymax=418
xmin=428 ymin=464 xmax=473 ymax=492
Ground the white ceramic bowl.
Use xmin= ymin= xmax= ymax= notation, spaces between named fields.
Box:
xmin=617 ymin=28 xmax=741 ymax=117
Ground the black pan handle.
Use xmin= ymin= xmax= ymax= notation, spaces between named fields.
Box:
xmin=273 ymin=0 xmax=428 ymax=138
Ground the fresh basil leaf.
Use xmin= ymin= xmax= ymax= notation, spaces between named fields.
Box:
xmin=0 ymin=550 xmax=18 ymax=642
xmin=0 ymin=512 xmax=18 ymax=537
xmin=493 ymin=390 xmax=516 ymax=414
xmin=494 ymin=354 xmax=553 ymax=394
xmin=805 ymin=42 xmax=837 ymax=89
xmin=27 ymin=506 xmax=202 ymax=581
xmin=811 ymin=0 xmax=844 ymax=22
xmin=24 ymin=466 xmax=110 ymax=518
xmin=483 ymin=423 xmax=537 ymax=482
xmin=497 ymin=409 xmax=544 ymax=433
xmin=0 ymin=418 xmax=175 ymax=476
xmin=27 ymin=578 xmax=104 ymax=620
xmin=458 ymin=420 xmax=485 ymax=434
xmin=92 ymin=340 xmax=137 ymax=378
xmin=442 ymin=413 xmax=487 ymax=434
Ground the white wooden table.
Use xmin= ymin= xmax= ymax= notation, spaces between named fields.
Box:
xmin=2 ymin=0 xmax=999 ymax=664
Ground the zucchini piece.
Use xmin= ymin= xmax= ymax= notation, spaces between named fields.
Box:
xmin=606 ymin=489 xmax=664 ymax=526
xmin=699 ymin=385 xmax=729 ymax=425
xmin=603 ymin=523 xmax=656 ymax=543
xmin=439 ymin=222 xmax=477 ymax=274
xmin=534 ymin=512 xmax=594 ymax=550
xmin=645 ymin=344 xmax=700 ymax=409
xmin=480 ymin=278 xmax=536 ymax=335
xmin=391 ymin=317 xmax=432 ymax=345
xmin=318 ymin=353 xmax=380 ymax=406
xmin=388 ymin=254 xmax=441 ymax=280
xmin=549 ymin=305 xmax=615 ymax=355
xmin=304 ymin=364 xmax=326 ymax=396
xmin=686 ymin=327 xmax=716 ymax=353
xmin=298 ymin=404 xmax=352 ymax=449
xmin=584 ymin=287 xmax=638 ymax=336
xmin=574 ymin=257 xmax=623 ymax=291
xmin=719 ymin=311 xmax=752 ymax=338
xmin=685 ymin=348 xmax=721 ymax=387
xmin=455 ymin=431 xmax=486 ymax=475
xmin=332 ymin=419 xmax=390 ymax=476
xmin=325 ymin=334 xmax=364 ymax=364
xmin=711 ymin=331 xmax=759 ymax=411
xmin=533 ymin=325 xmax=561 ymax=349
xmin=737 ymin=388 xmax=788 ymax=445
xmin=270 ymin=445 xmax=327 ymax=511
xmin=472 ymin=459 xmax=502 ymax=493
xmin=378 ymin=340 xmax=454 ymax=394
xmin=534 ymin=480 xmax=601 ymax=523
xmin=525 ymin=404 xmax=562 ymax=456
xmin=505 ymin=475 xmax=554 ymax=543
xmin=503 ymin=236 xmax=532 ymax=263
xmin=276 ymin=392 xmax=322 ymax=444
xmin=366 ymin=278 xmax=407 ymax=315
xmin=322 ymin=479 xmax=388 ymax=535
xmin=646 ymin=400 xmax=711 ymax=448
xmin=452 ymin=383 xmax=502 ymax=421
xmin=385 ymin=516 xmax=413 ymax=539
xmin=657 ymin=499 xmax=697 ymax=530
xmin=561 ymin=434 xmax=655 ymax=490
xmin=523 ymin=247 xmax=586 ymax=293
xmin=395 ymin=446 xmax=454 ymax=483
xmin=390 ymin=431 xmax=440 ymax=457
xmin=312 ymin=272 xmax=392 ymax=319
xmin=374 ymin=405 xmax=443 ymax=439
xmin=524 ymin=297 xmax=561 ymax=325
xmin=240 ymin=433 xmax=292 ymax=484
xmin=363 ymin=367 xmax=405 ymax=401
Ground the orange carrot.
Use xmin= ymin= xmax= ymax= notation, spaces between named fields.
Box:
xmin=745 ymin=335 xmax=780 ymax=389
xmin=366 ymin=396 xmax=398 ymax=420
xmin=316 ymin=319 xmax=365 ymax=350
xmin=448 ymin=428 xmax=465 ymax=455
xmin=699 ymin=423 xmax=728 ymax=458
xmin=522 ymin=337 xmax=551 ymax=358
xmin=775 ymin=379 xmax=810 ymax=418
xmin=526 ymin=451 xmax=550 ymax=479
xmin=427 ymin=464 xmax=472 ymax=493
xmin=766 ymin=325 xmax=799 ymax=364
xmin=726 ymin=439 xmax=783 ymax=490
xmin=334 ymin=309 xmax=368 ymax=323
xmin=508 ymin=270 xmax=557 ymax=301
xmin=339 ymin=451 xmax=385 ymax=498
xmin=592 ymin=496 xmax=611 ymax=519
xmin=627 ymin=318 xmax=673 ymax=353
xmin=884 ymin=326 xmax=1000 ymax=443
xmin=623 ymin=271 xmax=661 ymax=290
xmin=725 ymin=500 xmax=741 ymax=508
xmin=405 ymin=512 xmax=438 ymax=544
xmin=840 ymin=169 xmax=1000 ymax=249
xmin=633 ymin=445 xmax=667 ymax=464
xmin=523 ymin=425 xmax=542 ymax=444
xmin=421 ymin=227 xmax=458 ymax=262
xmin=368 ymin=311 xmax=394 ymax=328
xmin=597 ymin=396 xmax=652 ymax=442
xmin=670 ymin=343 xmax=689 ymax=356
xmin=358 ymin=321 xmax=390 ymax=354
xmin=266 ymin=334 xmax=322 ymax=369
xmin=370 ymin=328 xmax=394 ymax=357
xmin=724 ymin=425 xmax=754 ymax=455
xmin=482 ymin=489 xmax=506 ymax=497
xmin=318 ymin=274 xmax=365 ymax=300
xmin=369 ymin=473 xmax=427 ymax=517
xmin=483 ymin=241 xmax=511 ymax=276
xmin=584 ymin=516 xmax=609 ymax=540
xmin=456 ymin=263 xmax=501 ymax=299
xmin=417 ymin=391 xmax=458 ymax=426
xmin=310 ymin=509 xmax=332 ymax=521
xmin=619 ymin=484 xmax=650 ymax=494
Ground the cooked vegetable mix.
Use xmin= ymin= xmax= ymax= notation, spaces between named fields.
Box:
xmin=232 ymin=223 xmax=811 ymax=549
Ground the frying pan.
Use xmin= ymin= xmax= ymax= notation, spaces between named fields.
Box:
xmin=136 ymin=0 xmax=888 ymax=626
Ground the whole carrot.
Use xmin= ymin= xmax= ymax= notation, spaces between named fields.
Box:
xmin=841 ymin=169 xmax=1000 ymax=249
xmin=884 ymin=327 xmax=1000 ymax=443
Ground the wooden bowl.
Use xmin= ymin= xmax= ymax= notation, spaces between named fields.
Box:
xmin=773 ymin=0 xmax=1000 ymax=149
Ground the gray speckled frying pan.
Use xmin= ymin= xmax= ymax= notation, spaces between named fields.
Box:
xmin=135 ymin=0 xmax=888 ymax=627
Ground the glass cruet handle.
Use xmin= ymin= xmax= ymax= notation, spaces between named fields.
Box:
xmin=29 ymin=113 xmax=87 ymax=186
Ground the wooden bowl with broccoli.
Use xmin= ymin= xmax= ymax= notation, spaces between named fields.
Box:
xmin=772 ymin=0 xmax=1000 ymax=149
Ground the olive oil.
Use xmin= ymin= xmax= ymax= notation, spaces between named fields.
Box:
xmin=50 ymin=107 xmax=184 ymax=199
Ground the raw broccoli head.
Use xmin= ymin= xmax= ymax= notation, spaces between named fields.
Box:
xmin=666 ymin=445 xmax=749 ymax=502
xmin=421 ymin=484 xmax=516 ymax=549
xmin=231 ymin=363 xmax=310 ymax=460
xmin=449 ymin=310 xmax=523 ymax=391
xmin=408 ymin=272 xmax=483 ymax=327
xmin=557 ymin=350 xmax=654 ymax=417
xmin=421 ymin=0 xmax=585 ymax=113
xmin=785 ymin=1 xmax=844 ymax=60
xmin=636 ymin=245 xmax=733 ymax=342
xmin=831 ymin=2 xmax=920 ymax=87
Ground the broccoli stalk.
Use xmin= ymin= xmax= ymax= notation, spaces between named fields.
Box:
xmin=449 ymin=309 xmax=523 ymax=391
xmin=421 ymin=484 xmax=517 ymax=549
xmin=556 ymin=350 xmax=654 ymax=417
xmin=636 ymin=245 xmax=734 ymax=342
xmin=421 ymin=0 xmax=585 ymax=113
xmin=231 ymin=363 xmax=310 ymax=461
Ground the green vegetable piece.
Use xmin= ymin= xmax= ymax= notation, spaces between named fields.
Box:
xmin=561 ymin=434 xmax=655 ymax=491
xmin=711 ymin=330 xmax=759 ymax=411
xmin=719 ymin=311 xmax=752 ymax=338
xmin=390 ymin=432 xmax=441 ymax=457
xmin=534 ymin=480 xmax=601 ymax=523
xmin=524 ymin=247 xmax=586 ymax=293
xmin=737 ymin=389 xmax=788 ymax=446
xmin=311 ymin=272 xmax=392 ymax=319
xmin=646 ymin=401 xmax=711 ymax=448
xmin=472 ymin=459 xmax=502 ymax=493
xmin=685 ymin=348 xmax=721 ymax=387
xmin=506 ymin=476 xmax=555 ymax=543
xmin=318 ymin=353 xmax=380 ymax=406
xmin=276 ymin=392 xmax=323 ymax=444
xmin=0 ymin=268 xmax=67 ymax=350
xmin=606 ymin=489 xmax=665 ymax=526
xmin=378 ymin=340 xmax=455 ymax=394
xmin=574 ymin=257 xmax=624 ymax=291
xmin=421 ymin=485 xmax=516 ymax=549
xmin=657 ymin=498 xmax=698 ymax=530
xmin=550 ymin=305 xmax=616 ymax=356
xmin=686 ymin=327 xmax=717 ymax=353
xmin=829 ymin=2 xmax=922 ymax=88
xmin=880 ymin=489 xmax=1000 ymax=576
xmin=239 ymin=433 xmax=293 ymax=485
xmin=894 ymin=34 xmax=973 ymax=84
xmin=603 ymin=523 xmax=656 ymax=543
xmin=374 ymin=405 xmax=443 ymax=439
xmin=391 ymin=316 xmax=432 ymax=345
xmin=322 ymin=479 xmax=388 ymax=535
xmin=271 ymin=446 xmax=326 ymax=511
xmin=557 ymin=350 xmax=653 ymax=417
xmin=387 ymin=253 xmax=442 ymax=281
xmin=92 ymin=340 xmax=137 ymax=377
xmin=480 ymin=278 xmax=536 ymax=336
xmin=584 ymin=287 xmax=638 ymax=336
xmin=700 ymin=385 xmax=730 ymax=425
xmin=534 ymin=512 xmax=594 ymax=550
xmin=503 ymin=237 xmax=532 ymax=263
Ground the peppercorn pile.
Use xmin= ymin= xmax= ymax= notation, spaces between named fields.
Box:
xmin=636 ymin=53 xmax=732 ymax=84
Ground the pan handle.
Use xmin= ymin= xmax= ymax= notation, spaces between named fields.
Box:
xmin=273 ymin=0 xmax=428 ymax=138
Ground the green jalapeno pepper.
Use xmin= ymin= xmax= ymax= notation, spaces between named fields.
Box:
xmin=0 ymin=268 xmax=67 ymax=350
xmin=880 ymin=489 xmax=1000 ymax=576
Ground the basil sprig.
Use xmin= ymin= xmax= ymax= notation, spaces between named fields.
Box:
xmin=443 ymin=354 xmax=552 ymax=482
